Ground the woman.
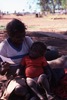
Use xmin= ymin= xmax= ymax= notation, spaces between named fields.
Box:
xmin=0 ymin=18 xmax=33 ymax=100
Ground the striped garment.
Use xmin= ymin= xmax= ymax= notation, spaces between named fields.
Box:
xmin=0 ymin=36 xmax=33 ymax=66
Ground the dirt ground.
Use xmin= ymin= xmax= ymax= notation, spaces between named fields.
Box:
xmin=0 ymin=14 xmax=67 ymax=55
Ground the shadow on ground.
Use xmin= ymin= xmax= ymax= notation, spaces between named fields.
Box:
xmin=27 ymin=31 xmax=67 ymax=55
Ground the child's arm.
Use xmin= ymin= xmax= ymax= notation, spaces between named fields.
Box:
xmin=43 ymin=64 xmax=52 ymax=82
xmin=11 ymin=65 xmax=26 ymax=79
xmin=18 ymin=65 xmax=26 ymax=78
xmin=42 ymin=57 xmax=52 ymax=81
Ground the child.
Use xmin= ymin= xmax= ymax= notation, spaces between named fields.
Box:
xmin=0 ymin=18 xmax=33 ymax=100
xmin=21 ymin=42 xmax=54 ymax=100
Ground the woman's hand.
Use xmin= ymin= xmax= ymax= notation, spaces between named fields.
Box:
xmin=1 ymin=62 xmax=10 ymax=69
xmin=0 ymin=62 xmax=10 ymax=75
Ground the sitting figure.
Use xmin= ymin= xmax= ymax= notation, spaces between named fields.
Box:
xmin=0 ymin=18 xmax=33 ymax=100
xmin=21 ymin=42 xmax=54 ymax=100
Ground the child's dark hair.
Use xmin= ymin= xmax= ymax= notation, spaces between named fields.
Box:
xmin=29 ymin=41 xmax=47 ymax=59
xmin=6 ymin=18 xmax=26 ymax=37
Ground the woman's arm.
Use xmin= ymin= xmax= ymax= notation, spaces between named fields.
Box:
xmin=25 ymin=36 xmax=33 ymax=48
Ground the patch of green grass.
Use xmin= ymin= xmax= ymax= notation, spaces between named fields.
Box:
xmin=0 ymin=25 xmax=5 ymax=30
xmin=28 ymin=25 xmax=36 ymax=28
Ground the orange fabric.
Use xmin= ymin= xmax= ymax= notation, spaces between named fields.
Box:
xmin=21 ymin=56 xmax=48 ymax=78
xmin=64 ymin=68 xmax=67 ymax=74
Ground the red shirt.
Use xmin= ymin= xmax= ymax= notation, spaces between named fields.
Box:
xmin=21 ymin=56 xmax=48 ymax=78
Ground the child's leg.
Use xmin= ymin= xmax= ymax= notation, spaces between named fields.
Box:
xmin=37 ymin=74 xmax=54 ymax=100
xmin=26 ymin=77 xmax=44 ymax=100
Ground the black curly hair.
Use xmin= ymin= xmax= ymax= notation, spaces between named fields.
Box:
xmin=29 ymin=41 xmax=47 ymax=59
xmin=6 ymin=18 xmax=26 ymax=38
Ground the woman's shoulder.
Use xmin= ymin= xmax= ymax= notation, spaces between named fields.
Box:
xmin=0 ymin=39 xmax=8 ymax=53
xmin=24 ymin=36 xmax=33 ymax=45
xmin=25 ymin=36 xmax=32 ymax=40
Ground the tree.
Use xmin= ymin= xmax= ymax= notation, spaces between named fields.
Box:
xmin=51 ymin=0 xmax=55 ymax=13
xmin=38 ymin=0 xmax=55 ymax=13
xmin=61 ymin=0 xmax=67 ymax=10
xmin=39 ymin=0 xmax=50 ymax=13
xmin=38 ymin=0 xmax=67 ymax=14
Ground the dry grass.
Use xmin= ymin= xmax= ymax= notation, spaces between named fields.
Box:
xmin=0 ymin=14 xmax=67 ymax=32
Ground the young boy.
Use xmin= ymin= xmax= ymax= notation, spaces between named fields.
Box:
xmin=21 ymin=42 xmax=54 ymax=100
